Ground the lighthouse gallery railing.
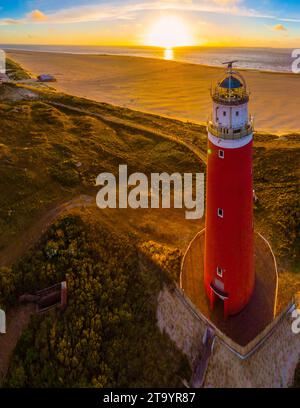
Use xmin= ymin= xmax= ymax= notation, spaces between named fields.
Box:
xmin=207 ymin=118 xmax=253 ymax=140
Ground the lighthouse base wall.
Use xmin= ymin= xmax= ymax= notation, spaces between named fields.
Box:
xmin=157 ymin=284 xmax=300 ymax=387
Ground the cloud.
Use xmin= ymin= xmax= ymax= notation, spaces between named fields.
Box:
xmin=212 ymin=0 xmax=241 ymax=4
xmin=0 ymin=0 xmax=298 ymax=26
xmin=28 ymin=9 xmax=47 ymax=22
xmin=273 ymin=24 xmax=287 ymax=31
xmin=19 ymin=1 xmax=272 ymax=24
xmin=1 ymin=19 xmax=22 ymax=25
xmin=0 ymin=8 xmax=47 ymax=25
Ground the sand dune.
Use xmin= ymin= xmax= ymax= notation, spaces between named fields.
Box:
xmin=8 ymin=50 xmax=300 ymax=134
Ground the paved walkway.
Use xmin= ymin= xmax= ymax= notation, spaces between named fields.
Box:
xmin=0 ymin=195 xmax=94 ymax=267
xmin=190 ymin=327 xmax=215 ymax=388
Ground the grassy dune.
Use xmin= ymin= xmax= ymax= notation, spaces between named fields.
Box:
xmin=0 ymin=92 xmax=202 ymax=255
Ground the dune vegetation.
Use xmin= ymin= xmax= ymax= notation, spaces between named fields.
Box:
xmin=2 ymin=214 xmax=190 ymax=387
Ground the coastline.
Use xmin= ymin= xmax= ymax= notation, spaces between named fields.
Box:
xmin=2 ymin=45 xmax=294 ymax=73
xmin=7 ymin=50 xmax=300 ymax=134
xmin=5 ymin=47 xmax=297 ymax=75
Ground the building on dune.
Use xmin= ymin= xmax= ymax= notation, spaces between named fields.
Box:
xmin=37 ymin=74 xmax=57 ymax=82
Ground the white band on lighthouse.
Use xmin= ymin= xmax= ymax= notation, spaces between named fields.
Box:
xmin=208 ymin=132 xmax=253 ymax=149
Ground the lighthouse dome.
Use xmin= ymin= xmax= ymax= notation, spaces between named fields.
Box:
xmin=212 ymin=68 xmax=249 ymax=105
xmin=219 ymin=75 xmax=243 ymax=89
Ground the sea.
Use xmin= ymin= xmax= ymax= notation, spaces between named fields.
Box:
xmin=0 ymin=44 xmax=297 ymax=73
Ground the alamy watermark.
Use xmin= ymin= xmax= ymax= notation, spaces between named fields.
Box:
xmin=292 ymin=308 xmax=300 ymax=334
xmin=291 ymin=49 xmax=300 ymax=73
xmin=0 ymin=50 xmax=6 ymax=74
xmin=0 ymin=309 xmax=6 ymax=334
xmin=96 ymin=165 xmax=204 ymax=220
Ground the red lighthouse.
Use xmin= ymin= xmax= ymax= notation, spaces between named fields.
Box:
xmin=204 ymin=62 xmax=254 ymax=318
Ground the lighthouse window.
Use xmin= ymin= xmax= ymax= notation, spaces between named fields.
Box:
xmin=217 ymin=208 xmax=224 ymax=218
xmin=218 ymin=150 xmax=224 ymax=159
xmin=236 ymin=111 xmax=239 ymax=117
xmin=217 ymin=267 xmax=223 ymax=278
xmin=223 ymin=111 xmax=226 ymax=117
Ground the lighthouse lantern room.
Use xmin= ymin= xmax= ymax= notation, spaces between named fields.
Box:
xmin=204 ymin=61 xmax=255 ymax=318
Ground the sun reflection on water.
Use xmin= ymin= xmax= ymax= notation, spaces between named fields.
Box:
xmin=164 ymin=47 xmax=174 ymax=60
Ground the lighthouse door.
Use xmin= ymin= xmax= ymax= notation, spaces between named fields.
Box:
xmin=214 ymin=278 xmax=224 ymax=292
xmin=210 ymin=279 xmax=228 ymax=301
xmin=210 ymin=279 xmax=229 ymax=317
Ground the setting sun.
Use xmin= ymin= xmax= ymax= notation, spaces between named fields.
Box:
xmin=145 ymin=16 xmax=194 ymax=48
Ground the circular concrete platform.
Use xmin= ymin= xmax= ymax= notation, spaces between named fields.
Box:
xmin=180 ymin=230 xmax=278 ymax=346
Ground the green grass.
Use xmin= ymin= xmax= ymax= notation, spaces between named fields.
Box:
xmin=0 ymin=96 xmax=200 ymax=252
xmin=253 ymin=141 xmax=300 ymax=265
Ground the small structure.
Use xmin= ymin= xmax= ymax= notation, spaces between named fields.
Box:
xmin=37 ymin=74 xmax=56 ymax=82
xmin=19 ymin=281 xmax=67 ymax=313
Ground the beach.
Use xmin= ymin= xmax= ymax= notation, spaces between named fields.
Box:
xmin=8 ymin=50 xmax=300 ymax=134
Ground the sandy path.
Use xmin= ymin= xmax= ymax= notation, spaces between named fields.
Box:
xmin=7 ymin=51 xmax=300 ymax=134
xmin=0 ymin=195 xmax=94 ymax=268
